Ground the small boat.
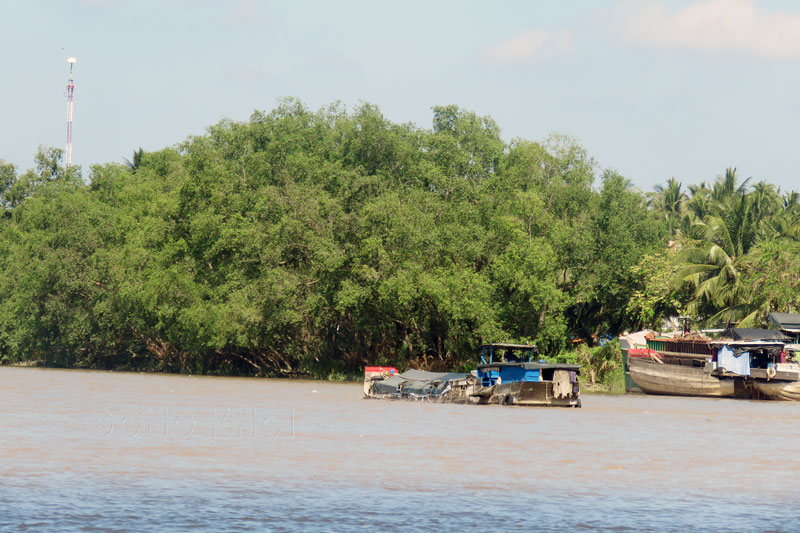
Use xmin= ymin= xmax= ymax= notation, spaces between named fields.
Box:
xmin=364 ymin=343 xmax=581 ymax=407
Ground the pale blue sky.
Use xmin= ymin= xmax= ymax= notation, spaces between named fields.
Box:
xmin=3 ymin=0 xmax=800 ymax=192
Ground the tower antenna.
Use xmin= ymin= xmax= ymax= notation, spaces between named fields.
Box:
xmin=65 ymin=57 xmax=77 ymax=168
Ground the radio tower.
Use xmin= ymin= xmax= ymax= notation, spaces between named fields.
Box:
xmin=65 ymin=57 xmax=77 ymax=168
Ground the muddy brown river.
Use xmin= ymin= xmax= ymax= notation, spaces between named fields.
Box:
xmin=2 ymin=366 xmax=799 ymax=531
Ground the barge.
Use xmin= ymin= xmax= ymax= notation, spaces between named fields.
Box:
xmin=364 ymin=343 xmax=581 ymax=407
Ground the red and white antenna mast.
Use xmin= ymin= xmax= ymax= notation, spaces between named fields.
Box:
xmin=65 ymin=57 xmax=77 ymax=167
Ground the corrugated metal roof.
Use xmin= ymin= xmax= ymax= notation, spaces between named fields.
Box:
xmin=480 ymin=343 xmax=537 ymax=350
xmin=768 ymin=312 xmax=800 ymax=328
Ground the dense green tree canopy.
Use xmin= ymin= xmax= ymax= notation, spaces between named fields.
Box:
xmin=1 ymin=101 xmax=797 ymax=376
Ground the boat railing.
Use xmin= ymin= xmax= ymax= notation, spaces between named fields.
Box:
xmin=647 ymin=338 xmax=715 ymax=357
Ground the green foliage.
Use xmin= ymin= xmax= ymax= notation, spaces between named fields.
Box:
xmin=627 ymin=249 xmax=690 ymax=329
xmin=664 ymin=168 xmax=798 ymax=327
xmin=648 ymin=177 xmax=687 ymax=235
xmin=2 ymin=147 xmax=82 ymax=209
xmin=0 ymin=159 xmax=16 ymax=213
xmin=736 ymin=239 xmax=800 ymax=325
xmin=1 ymin=100 xmax=797 ymax=379
xmin=570 ymin=170 xmax=666 ymax=337
xmin=552 ymin=340 xmax=623 ymax=391
xmin=577 ymin=341 xmax=619 ymax=385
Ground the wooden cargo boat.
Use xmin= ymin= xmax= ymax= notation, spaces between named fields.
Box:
xmin=627 ymin=355 xmax=735 ymax=398
xmin=733 ymin=341 xmax=800 ymax=400
xmin=364 ymin=343 xmax=581 ymax=407
xmin=626 ymin=331 xmax=736 ymax=397
xmin=628 ymin=328 xmax=800 ymax=401
xmin=711 ymin=335 xmax=798 ymax=400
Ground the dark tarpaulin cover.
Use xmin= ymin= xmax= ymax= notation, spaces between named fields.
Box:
xmin=722 ymin=328 xmax=791 ymax=341
xmin=370 ymin=369 xmax=469 ymax=397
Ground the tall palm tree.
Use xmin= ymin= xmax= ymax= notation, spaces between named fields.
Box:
xmin=675 ymin=171 xmax=763 ymax=326
xmin=749 ymin=181 xmax=780 ymax=222
xmin=686 ymin=181 xmax=711 ymax=222
xmin=783 ymin=190 xmax=799 ymax=210
xmin=711 ymin=167 xmax=750 ymax=203
xmin=776 ymin=190 xmax=800 ymax=240
xmin=123 ymin=148 xmax=145 ymax=172
xmin=650 ymin=177 xmax=686 ymax=235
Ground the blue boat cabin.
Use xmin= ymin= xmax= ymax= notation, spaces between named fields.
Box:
xmin=477 ymin=343 xmax=542 ymax=387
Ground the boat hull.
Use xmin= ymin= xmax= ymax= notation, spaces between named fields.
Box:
xmin=478 ymin=380 xmax=580 ymax=407
xmin=753 ymin=380 xmax=800 ymax=401
xmin=628 ymin=357 xmax=736 ymax=398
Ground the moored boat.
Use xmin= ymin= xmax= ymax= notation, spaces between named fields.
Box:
xmin=627 ymin=326 xmax=800 ymax=401
xmin=627 ymin=355 xmax=735 ymax=398
xmin=626 ymin=330 xmax=736 ymax=397
xmin=364 ymin=343 xmax=581 ymax=407
xmin=729 ymin=340 xmax=800 ymax=400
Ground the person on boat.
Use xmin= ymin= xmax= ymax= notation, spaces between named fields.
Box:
xmin=505 ymin=350 xmax=519 ymax=363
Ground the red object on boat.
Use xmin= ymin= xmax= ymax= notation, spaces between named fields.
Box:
xmin=628 ymin=348 xmax=660 ymax=358
xmin=364 ymin=366 xmax=398 ymax=374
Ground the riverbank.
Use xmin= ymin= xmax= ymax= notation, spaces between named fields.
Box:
xmin=4 ymin=337 xmax=627 ymax=392
xmin=8 ymin=356 xmax=628 ymax=395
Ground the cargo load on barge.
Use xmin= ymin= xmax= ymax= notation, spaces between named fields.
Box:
xmin=364 ymin=343 xmax=581 ymax=407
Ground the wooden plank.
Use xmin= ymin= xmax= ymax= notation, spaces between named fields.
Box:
xmin=651 ymin=350 xmax=709 ymax=359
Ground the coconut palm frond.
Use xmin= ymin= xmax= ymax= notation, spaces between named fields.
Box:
xmin=706 ymin=244 xmax=733 ymax=266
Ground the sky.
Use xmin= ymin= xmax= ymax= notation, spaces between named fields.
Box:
xmin=3 ymin=0 xmax=800 ymax=192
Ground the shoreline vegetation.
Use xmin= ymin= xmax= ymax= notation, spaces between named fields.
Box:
xmin=1 ymin=100 xmax=798 ymax=389
xmin=4 ymin=358 xmax=626 ymax=395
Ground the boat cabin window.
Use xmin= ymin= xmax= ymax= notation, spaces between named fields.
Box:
xmin=479 ymin=344 xmax=535 ymax=364
xmin=749 ymin=348 xmax=782 ymax=368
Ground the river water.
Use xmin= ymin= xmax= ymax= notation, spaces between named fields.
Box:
xmin=2 ymin=366 xmax=799 ymax=531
